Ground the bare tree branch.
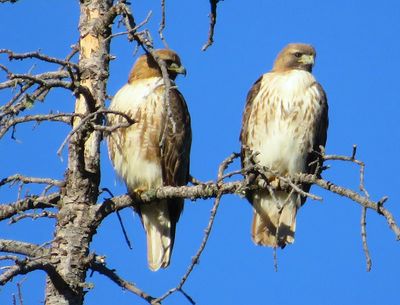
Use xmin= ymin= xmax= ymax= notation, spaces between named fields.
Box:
xmin=0 ymin=71 xmax=71 ymax=90
xmin=5 ymin=73 xmax=73 ymax=90
xmin=0 ymin=69 xmax=74 ymax=124
xmin=0 ymin=175 xmax=64 ymax=188
xmin=0 ymin=113 xmax=75 ymax=139
xmin=328 ymin=145 xmax=373 ymax=271
xmin=0 ymin=255 xmax=19 ymax=262
xmin=0 ymin=240 xmax=49 ymax=257
xmin=94 ymin=149 xmax=399 ymax=245
xmin=105 ymin=11 xmax=152 ymax=41
xmin=202 ymin=0 xmax=219 ymax=51
xmin=9 ymin=211 xmax=57 ymax=224
xmin=158 ymin=0 xmax=169 ymax=48
xmin=0 ymin=49 xmax=79 ymax=70
xmin=0 ymin=258 xmax=54 ymax=286
xmin=298 ymin=174 xmax=399 ymax=238
xmin=56 ymin=108 xmax=135 ymax=156
xmin=0 ymin=193 xmax=60 ymax=221
xmin=361 ymin=207 xmax=372 ymax=271
xmin=89 ymin=256 xmax=159 ymax=305
xmin=16 ymin=280 xmax=24 ymax=305
xmin=156 ymin=153 xmax=238 ymax=304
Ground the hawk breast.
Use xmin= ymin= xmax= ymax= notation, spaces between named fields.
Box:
xmin=245 ymin=70 xmax=325 ymax=175
xmin=107 ymin=77 xmax=165 ymax=191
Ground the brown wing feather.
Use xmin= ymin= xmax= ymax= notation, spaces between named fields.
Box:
xmin=160 ymin=88 xmax=192 ymax=226
xmin=302 ymin=82 xmax=329 ymax=200
xmin=240 ymin=75 xmax=263 ymax=203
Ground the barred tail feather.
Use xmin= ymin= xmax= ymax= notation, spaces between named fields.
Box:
xmin=251 ymin=191 xmax=298 ymax=248
xmin=140 ymin=200 xmax=174 ymax=271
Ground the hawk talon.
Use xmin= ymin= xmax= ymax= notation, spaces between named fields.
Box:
xmin=133 ymin=187 xmax=146 ymax=195
xmin=269 ymin=177 xmax=280 ymax=189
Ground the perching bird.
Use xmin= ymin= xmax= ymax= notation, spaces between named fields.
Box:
xmin=107 ymin=49 xmax=191 ymax=271
xmin=240 ymin=43 xmax=328 ymax=248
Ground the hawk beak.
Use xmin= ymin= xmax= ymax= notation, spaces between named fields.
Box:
xmin=300 ymin=54 xmax=315 ymax=65
xmin=168 ymin=63 xmax=187 ymax=76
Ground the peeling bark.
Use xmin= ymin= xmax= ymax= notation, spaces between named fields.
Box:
xmin=44 ymin=1 xmax=112 ymax=304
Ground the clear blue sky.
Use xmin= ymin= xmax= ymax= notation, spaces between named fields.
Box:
xmin=1 ymin=1 xmax=400 ymax=305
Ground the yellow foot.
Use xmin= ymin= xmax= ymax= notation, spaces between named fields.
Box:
xmin=132 ymin=187 xmax=147 ymax=195
xmin=269 ymin=177 xmax=280 ymax=189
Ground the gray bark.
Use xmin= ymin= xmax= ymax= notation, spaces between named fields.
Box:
xmin=44 ymin=1 xmax=112 ymax=304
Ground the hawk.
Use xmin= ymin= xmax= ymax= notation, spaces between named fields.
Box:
xmin=107 ymin=49 xmax=191 ymax=271
xmin=240 ymin=43 xmax=328 ymax=248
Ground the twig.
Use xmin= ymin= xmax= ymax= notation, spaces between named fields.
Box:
xmin=278 ymin=174 xmax=322 ymax=201
xmin=17 ymin=278 xmax=24 ymax=305
xmin=155 ymin=153 xmax=238 ymax=304
xmin=89 ymin=256 xmax=159 ymax=305
xmin=202 ymin=0 xmax=219 ymax=51
xmin=146 ymin=50 xmax=175 ymax=155
xmin=0 ymin=193 xmax=60 ymax=221
xmin=106 ymin=11 xmax=152 ymax=41
xmin=0 ymin=255 xmax=19 ymax=262
xmin=0 ymin=113 xmax=75 ymax=139
xmin=156 ymin=192 xmax=223 ymax=304
xmin=297 ymin=173 xmax=399 ymax=239
xmin=349 ymin=146 xmax=372 ymax=271
xmin=158 ymin=0 xmax=169 ymax=48
xmin=0 ymin=175 xmax=64 ymax=188
xmin=9 ymin=211 xmax=57 ymax=224
xmin=0 ymin=258 xmax=53 ymax=285
xmin=273 ymin=247 xmax=278 ymax=272
xmin=188 ymin=175 xmax=206 ymax=186
xmin=0 ymin=49 xmax=79 ymax=70
xmin=0 ymin=239 xmax=50 ymax=257
xmin=56 ymin=109 xmax=135 ymax=156
xmin=115 ymin=211 xmax=133 ymax=250
xmin=361 ymin=207 xmax=372 ymax=271
xmin=100 ymin=188 xmax=133 ymax=250
xmin=0 ymin=71 xmax=70 ymax=90
xmin=6 ymin=73 xmax=72 ymax=90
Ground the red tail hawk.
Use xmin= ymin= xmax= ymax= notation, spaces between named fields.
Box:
xmin=107 ymin=49 xmax=191 ymax=271
xmin=240 ymin=43 xmax=328 ymax=248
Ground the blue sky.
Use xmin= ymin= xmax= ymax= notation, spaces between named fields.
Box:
xmin=1 ymin=1 xmax=400 ymax=305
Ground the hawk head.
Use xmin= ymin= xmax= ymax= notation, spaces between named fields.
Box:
xmin=129 ymin=49 xmax=186 ymax=82
xmin=272 ymin=43 xmax=316 ymax=73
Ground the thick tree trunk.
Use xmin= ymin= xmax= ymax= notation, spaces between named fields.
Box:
xmin=44 ymin=1 xmax=112 ymax=304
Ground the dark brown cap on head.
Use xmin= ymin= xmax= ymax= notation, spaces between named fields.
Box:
xmin=128 ymin=49 xmax=186 ymax=83
xmin=272 ymin=43 xmax=316 ymax=73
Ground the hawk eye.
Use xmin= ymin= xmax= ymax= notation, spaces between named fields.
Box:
xmin=294 ymin=52 xmax=302 ymax=58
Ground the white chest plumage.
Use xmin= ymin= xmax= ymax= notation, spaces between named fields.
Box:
xmin=108 ymin=77 xmax=166 ymax=191
xmin=247 ymin=70 xmax=323 ymax=175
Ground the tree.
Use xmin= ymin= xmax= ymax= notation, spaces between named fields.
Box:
xmin=1 ymin=1 xmax=399 ymax=305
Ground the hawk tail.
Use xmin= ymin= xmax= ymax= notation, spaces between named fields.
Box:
xmin=140 ymin=200 xmax=175 ymax=271
xmin=251 ymin=191 xmax=298 ymax=248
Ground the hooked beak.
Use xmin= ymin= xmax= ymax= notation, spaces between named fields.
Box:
xmin=299 ymin=54 xmax=315 ymax=65
xmin=168 ymin=63 xmax=187 ymax=76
